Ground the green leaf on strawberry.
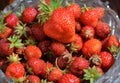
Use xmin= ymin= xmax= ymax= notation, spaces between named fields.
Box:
xmin=0 ymin=16 xmax=6 ymax=33
xmin=8 ymin=35 xmax=24 ymax=48
xmin=83 ymin=66 xmax=102 ymax=83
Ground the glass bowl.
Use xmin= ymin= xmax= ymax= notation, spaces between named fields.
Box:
xmin=1 ymin=0 xmax=120 ymax=83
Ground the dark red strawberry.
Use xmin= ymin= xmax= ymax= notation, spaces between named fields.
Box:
xmin=22 ymin=7 xmax=37 ymax=23
xmin=69 ymin=57 xmax=89 ymax=76
xmin=24 ymin=75 xmax=41 ymax=83
xmin=5 ymin=13 xmax=19 ymax=28
xmin=38 ymin=40 xmax=51 ymax=53
xmin=0 ymin=39 xmax=14 ymax=56
xmin=27 ymin=58 xmax=46 ymax=75
xmin=47 ymin=68 xmax=63 ymax=82
xmin=95 ymin=21 xmax=111 ymax=39
xmin=30 ymin=23 xmax=47 ymax=41
xmin=50 ymin=42 xmax=66 ymax=57
xmin=99 ymin=51 xmax=115 ymax=71
xmin=58 ymin=73 xmax=80 ymax=83
xmin=25 ymin=45 xmax=42 ymax=60
xmin=5 ymin=62 xmax=25 ymax=79
xmin=66 ymin=3 xmax=81 ymax=20
xmin=80 ymin=25 xmax=95 ymax=39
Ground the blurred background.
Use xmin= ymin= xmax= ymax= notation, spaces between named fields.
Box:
xmin=0 ymin=0 xmax=120 ymax=17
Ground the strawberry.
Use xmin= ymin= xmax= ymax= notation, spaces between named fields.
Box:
xmin=58 ymin=73 xmax=80 ymax=83
xmin=27 ymin=58 xmax=46 ymax=75
xmin=69 ymin=57 xmax=89 ymax=76
xmin=66 ymin=3 xmax=81 ymax=20
xmin=22 ymin=7 xmax=37 ymax=23
xmin=0 ymin=27 xmax=12 ymax=39
xmin=95 ymin=21 xmax=111 ymax=39
xmin=102 ymin=35 xmax=119 ymax=54
xmin=24 ymin=75 xmax=41 ymax=83
xmin=80 ymin=25 xmax=95 ymax=39
xmin=46 ymin=0 xmax=50 ymax=5
xmin=50 ymin=42 xmax=66 ymax=57
xmin=94 ymin=7 xmax=104 ymax=19
xmin=99 ymin=51 xmax=115 ymax=71
xmin=0 ymin=39 xmax=14 ymax=56
xmin=25 ymin=45 xmax=42 ymax=60
xmin=43 ymin=7 xmax=75 ymax=43
xmin=68 ymin=34 xmax=83 ymax=52
xmin=30 ymin=23 xmax=47 ymax=41
xmin=80 ymin=7 xmax=98 ymax=27
xmin=75 ymin=21 xmax=81 ymax=32
xmin=5 ymin=62 xmax=25 ymax=79
xmin=95 ymin=66 xmax=104 ymax=75
xmin=82 ymin=38 xmax=102 ymax=58
xmin=47 ymin=68 xmax=63 ymax=81
xmin=38 ymin=40 xmax=51 ymax=53
xmin=5 ymin=13 xmax=19 ymax=28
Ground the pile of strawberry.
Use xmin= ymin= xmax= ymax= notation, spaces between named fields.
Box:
xmin=0 ymin=0 xmax=119 ymax=83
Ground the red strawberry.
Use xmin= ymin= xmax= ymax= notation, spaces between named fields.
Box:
xmin=95 ymin=21 xmax=111 ymax=39
xmin=69 ymin=57 xmax=89 ymax=76
xmin=47 ymin=68 xmax=63 ymax=81
xmin=27 ymin=58 xmax=46 ymax=75
xmin=38 ymin=40 xmax=51 ymax=53
xmin=30 ymin=23 xmax=47 ymax=41
xmin=5 ymin=62 xmax=25 ymax=79
xmin=46 ymin=0 xmax=50 ymax=5
xmin=5 ymin=13 xmax=19 ymax=28
xmin=99 ymin=51 xmax=115 ymax=71
xmin=58 ymin=73 xmax=80 ymax=83
xmin=95 ymin=66 xmax=104 ymax=75
xmin=82 ymin=38 xmax=102 ymax=58
xmin=50 ymin=42 xmax=66 ymax=57
xmin=66 ymin=3 xmax=81 ymax=20
xmin=0 ymin=27 xmax=12 ymax=39
xmin=24 ymin=75 xmax=41 ymax=83
xmin=102 ymin=35 xmax=119 ymax=54
xmin=22 ymin=7 xmax=37 ymax=23
xmin=43 ymin=7 xmax=75 ymax=43
xmin=0 ymin=39 xmax=14 ymax=56
xmin=25 ymin=45 xmax=42 ymax=60
xmin=75 ymin=21 xmax=81 ymax=32
xmin=94 ymin=7 xmax=104 ymax=19
xmin=69 ymin=34 xmax=83 ymax=52
xmin=80 ymin=25 xmax=95 ymax=39
xmin=80 ymin=8 xmax=98 ymax=27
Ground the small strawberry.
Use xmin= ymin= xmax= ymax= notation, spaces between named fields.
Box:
xmin=5 ymin=13 xmax=19 ymax=28
xmin=25 ymin=45 xmax=42 ymax=60
xmin=30 ymin=23 xmax=47 ymax=41
xmin=27 ymin=58 xmax=46 ymax=75
xmin=95 ymin=21 xmax=111 ymax=39
xmin=5 ymin=62 xmax=25 ymax=81
xmin=58 ymin=73 xmax=80 ymax=83
xmin=38 ymin=40 xmax=51 ymax=53
xmin=69 ymin=57 xmax=89 ymax=76
xmin=22 ymin=7 xmax=37 ymax=23
xmin=24 ymin=75 xmax=41 ymax=83
xmin=50 ymin=42 xmax=66 ymax=57
xmin=47 ymin=68 xmax=63 ymax=82
xmin=66 ymin=3 xmax=81 ymax=20
xmin=82 ymin=38 xmax=102 ymax=58
xmin=95 ymin=66 xmax=104 ymax=75
xmin=99 ymin=51 xmax=115 ymax=71
xmin=80 ymin=26 xmax=95 ymax=39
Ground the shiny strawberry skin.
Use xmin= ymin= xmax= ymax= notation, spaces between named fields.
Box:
xmin=69 ymin=57 xmax=89 ymax=76
xmin=25 ymin=45 xmax=42 ymax=60
xmin=99 ymin=51 xmax=115 ymax=71
xmin=27 ymin=58 xmax=46 ymax=75
xmin=5 ymin=13 xmax=19 ymax=28
xmin=22 ymin=7 xmax=37 ymax=23
xmin=43 ymin=7 xmax=75 ymax=43
xmin=82 ymin=38 xmax=102 ymax=58
xmin=58 ymin=74 xmax=80 ymax=83
xmin=5 ymin=62 xmax=25 ymax=79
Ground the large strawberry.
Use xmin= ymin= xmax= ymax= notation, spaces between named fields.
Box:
xmin=82 ymin=38 xmax=102 ymax=58
xmin=58 ymin=73 xmax=80 ymax=83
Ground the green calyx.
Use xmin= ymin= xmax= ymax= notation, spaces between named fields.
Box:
xmin=0 ymin=16 xmax=6 ymax=33
xmin=83 ymin=66 xmax=102 ymax=83
xmin=81 ymin=4 xmax=92 ymax=13
xmin=37 ymin=0 xmax=63 ymax=23
xmin=24 ymin=38 xmax=37 ymax=46
xmin=108 ymin=45 xmax=119 ymax=56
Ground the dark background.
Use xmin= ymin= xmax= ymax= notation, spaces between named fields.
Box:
xmin=0 ymin=0 xmax=120 ymax=17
